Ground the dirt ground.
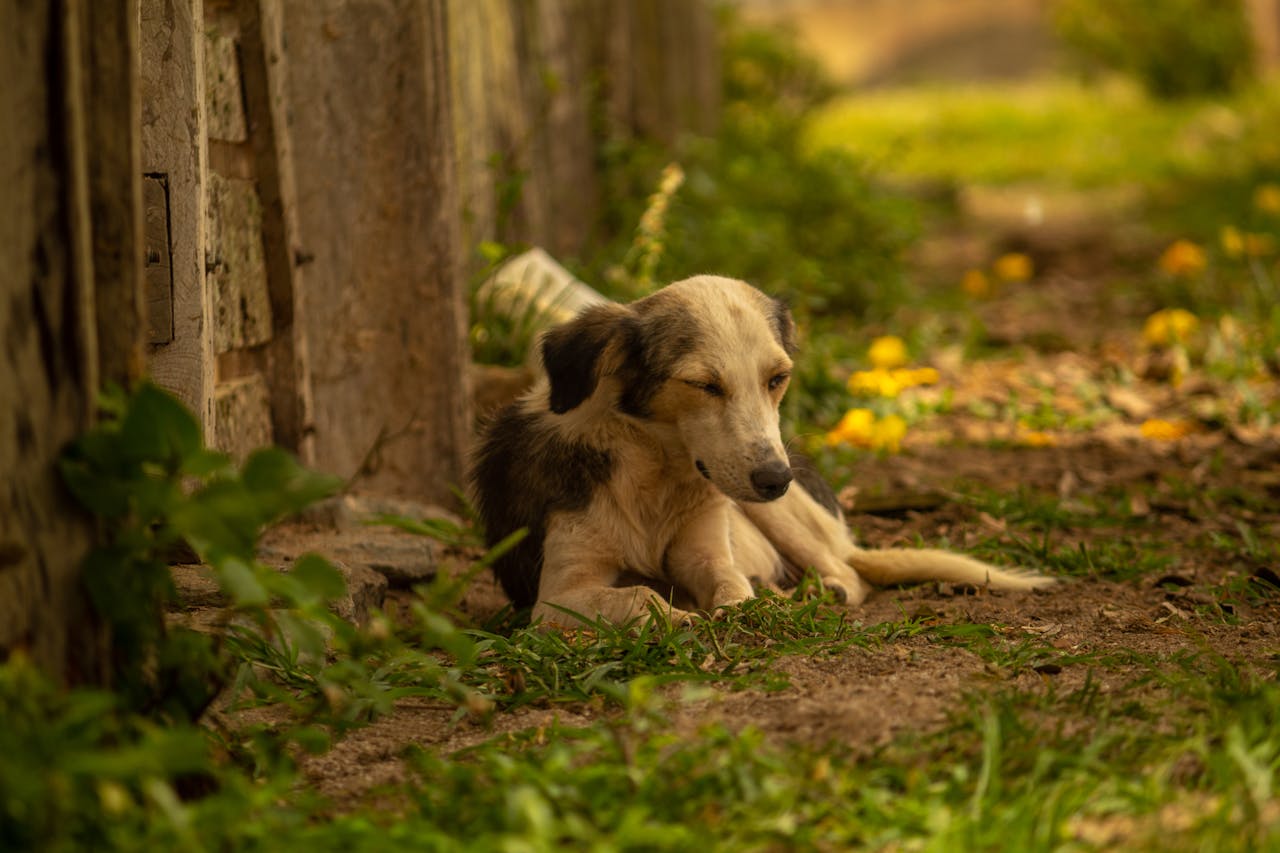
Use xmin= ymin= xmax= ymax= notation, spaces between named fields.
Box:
xmin=296 ymin=438 xmax=1277 ymax=806
xmin=283 ymin=237 xmax=1280 ymax=807
xmin=185 ymin=131 xmax=1277 ymax=804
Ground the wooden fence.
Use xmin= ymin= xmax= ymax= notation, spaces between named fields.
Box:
xmin=0 ymin=0 xmax=719 ymax=681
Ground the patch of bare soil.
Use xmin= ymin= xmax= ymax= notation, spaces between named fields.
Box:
xmin=265 ymin=209 xmax=1280 ymax=811
xmin=296 ymin=433 xmax=1279 ymax=806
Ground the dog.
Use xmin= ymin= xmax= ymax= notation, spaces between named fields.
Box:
xmin=471 ymin=275 xmax=1052 ymax=626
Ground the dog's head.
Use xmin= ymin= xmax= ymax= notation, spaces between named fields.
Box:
xmin=540 ymin=276 xmax=796 ymax=503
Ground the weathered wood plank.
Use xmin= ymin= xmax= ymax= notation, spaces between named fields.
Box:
xmin=205 ymin=171 xmax=272 ymax=353
xmin=0 ymin=0 xmax=111 ymax=684
xmin=236 ymin=0 xmax=315 ymax=460
xmin=213 ymin=373 xmax=273 ymax=462
xmin=85 ymin=0 xmax=146 ymax=386
xmin=283 ymin=0 xmax=469 ymax=502
xmin=204 ymin=28 xmax=248 ymax=143
xmin=141 ymin=0 xmax=216 ymax=433
xmin=143 ymin=176 xmax=175 ymax=343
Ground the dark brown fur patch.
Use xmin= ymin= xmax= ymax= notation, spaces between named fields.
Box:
xmin=789 ymin=451 xmax=841 ymax=518
xmin=771 ymin=298 xmax=798 ymax=355
xmin=471 ymin=405 xmax=614 ymax=607
xmin=541 ymin=305 xmax=635 ymax=414
xmin=616 ymin=291 xmax=700 ymax=417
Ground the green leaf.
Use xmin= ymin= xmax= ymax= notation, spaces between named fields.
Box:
xmin=215 ymin=557 xmax=269 ymax=608
xmin=171 ymin=480 xmax=262 ymax=559
xmin=58 ymin=456 xmax=133 ymax=517
xmin=242 ymin=447 xmax=343 ymax=521
xmin=291 ymin=554 xmax=347 ymax=601
xmin=181 ymin=447 xmax=232 ymax=479
xmin=367 ymin=513 xmax=470 ymax=546
xmin=119 ymin=383 xmax=203 ymax=468
xmin=288 ymin=725 xmax=332 ymax=755
xmin=275 ymin=611 xmax=328 ymax=660
xmin=63 ymin=727 xmax=209 ymax=778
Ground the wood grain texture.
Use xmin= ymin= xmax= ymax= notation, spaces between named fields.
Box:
xmin=141 ymin=0 xmax=216 ymax=433
xmin=283 ymin=0 xmax=470 ymax=502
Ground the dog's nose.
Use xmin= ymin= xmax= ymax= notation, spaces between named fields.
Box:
xmin=750 ymin=461 xmax=792 ymax=501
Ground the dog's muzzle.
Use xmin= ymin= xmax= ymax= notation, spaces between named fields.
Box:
xmin=750 ymin=461 xmax=792 ymax=501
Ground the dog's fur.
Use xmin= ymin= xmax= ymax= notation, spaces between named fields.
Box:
xmin=471 ymin=276 xmax=1052 ymax=626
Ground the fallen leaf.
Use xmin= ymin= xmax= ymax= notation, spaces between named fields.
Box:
xmin=1105 ymin=386 xmax=1155 ymax=420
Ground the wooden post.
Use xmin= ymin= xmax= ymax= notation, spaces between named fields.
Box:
xmin=235 ymin=0 xmax=316 ymax=463
xmin=0 ymin=0 xmax=143 ymax=684
xmin=85 ymin=0 xmax=147 ymax=388
xmin=140 ymin=0 xmax=216 ymax=434
xmin=283 ymin=0 xmax=470 ymax=503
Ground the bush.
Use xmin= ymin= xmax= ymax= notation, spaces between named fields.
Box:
xmin=1055 ymin=0 xmax=1255 ymax=99
xmin=588 ymin=17 xmax=918 ymax=317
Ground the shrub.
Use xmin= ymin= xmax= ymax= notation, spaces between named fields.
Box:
xmin=1054 ymin=0 xmax=1255 ymax=99
xmin=588 ymin=17 xmax=918 ymax=317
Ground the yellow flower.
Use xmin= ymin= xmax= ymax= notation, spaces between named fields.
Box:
xmin=1254 ymin=183 xmax=1280 ymax=215
xmin=1017 ymin=430 xmax=1058 ymax=448
xmin=1158 ymin=240 xmax=1207 ymax=277
xmin=961 ymin=269 xmax=991 ymax=298
xmin=846 ymin=366 xmax=938 ymax=398
xmin=868 ymin=335 xmax=909 ymax=370
xmin=848 ymin=368 xmax=901 ymax=398
xmin=993 ymin=252 xmax=1033 ymax=282
xmin=897 ymin=366 xmax=940 ymax=387
xmin=1140 ymin=418 xmax=1199 ymax=442
xmin=872 ymin=414 xmax=907 ymax=453
xmin=1142 ymin=308 xmax=1199 ymax=347
xmin=1221 ymin=225 xmax=1244 ymax=258
xmin=826 ymin=408 xmax=876 ymax=446
xmin=826 ymin=409 xmax=906 ymax=453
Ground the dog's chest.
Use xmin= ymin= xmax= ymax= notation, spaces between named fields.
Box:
xmin=599 ymin=459 xmax=714 ymax=578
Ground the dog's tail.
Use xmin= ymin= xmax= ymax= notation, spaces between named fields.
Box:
xmin=846 ymin=547 xmax=1054 ymax=591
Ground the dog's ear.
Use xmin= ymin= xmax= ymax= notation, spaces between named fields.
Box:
xmin=541 ymin=304 xmax=637 ymax=414
xmin=770 ymin=298 xmax=798 ymax=355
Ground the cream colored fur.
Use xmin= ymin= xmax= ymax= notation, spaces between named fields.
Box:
xmin=524 ymin=276 xmax=1053 ymax=627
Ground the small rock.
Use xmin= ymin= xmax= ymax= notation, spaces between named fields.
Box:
xmin=327 ymin=560 xmax=387 ymax=626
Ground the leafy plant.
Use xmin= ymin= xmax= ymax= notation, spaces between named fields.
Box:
xmin=57 ymin=382 xmax=492 ymax=741
xmin=0 ymin=654 xmax=210 ymax=852
xmin=1055 ymin=0 xmax=1255 ymax=99
xmin=58 ymin=383 xmax=342 ymax=717
xmin=583 ymin=17 xmax=918 ymax=317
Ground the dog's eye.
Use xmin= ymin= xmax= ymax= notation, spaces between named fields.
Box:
xmin=768 ymin=372 xmax=790 ymax=391
xmin=684 ymin=379 xmax=724 ymax=397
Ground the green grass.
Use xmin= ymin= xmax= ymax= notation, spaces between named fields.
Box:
xmin=806 ymin=76 xmax=1280 ymax=190
xmin=456 ymin=589 xmax=949 ymax=711
xmin=12 ymin=493 xmax=1280 ymax=850
xmin=163 ymin=649 xmax=1280 ymax=851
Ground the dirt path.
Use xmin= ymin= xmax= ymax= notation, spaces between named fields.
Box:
xmin=281 ymin=206 xmax=1280 ymax=808
xmin=301 ymin=439 xmax=1277 ymax=805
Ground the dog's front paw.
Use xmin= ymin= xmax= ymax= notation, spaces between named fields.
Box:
xmin=709 ymin=577 xmax=755 ymax=610
xmin=650 ymin=603 xmax=697 ymax=628
xmin=821 ymin=574 xmax=870 ymax=606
